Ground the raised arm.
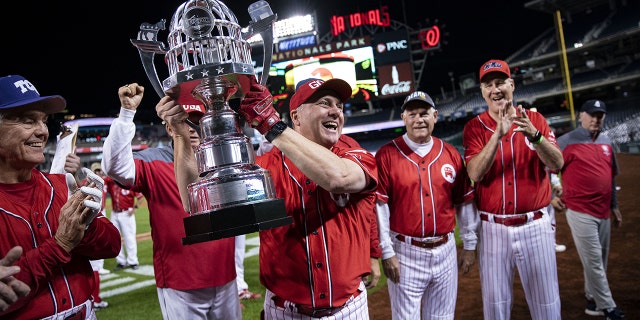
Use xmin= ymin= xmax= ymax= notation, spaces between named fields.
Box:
xmin=155 ymin=97 xmax=199 ymax=212
xmin=102 ymin=83 xmax=145 ymax=187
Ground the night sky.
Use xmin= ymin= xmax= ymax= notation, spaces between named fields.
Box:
xmin=3 ymin=0 xmax=551 ymax=123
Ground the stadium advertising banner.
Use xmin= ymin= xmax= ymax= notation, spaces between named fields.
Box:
xmin=270 ymin=40 xmax=378 ymax=106
xmin=377 ymin=62 xmax=413 ymax=98
xmin=277 ymin=34 xmax=317 ymax=52
xmin=372 ymin=29 xmax=411 ymax=65
xmin=272 ymin=36 xmax=370 ymax=62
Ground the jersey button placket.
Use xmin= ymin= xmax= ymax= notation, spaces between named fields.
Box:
xmin=34 ymin=212 xmax=43 ymax=228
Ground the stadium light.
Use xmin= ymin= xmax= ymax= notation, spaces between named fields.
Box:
xmin=246 ymin=14 xmax=316 ymax=45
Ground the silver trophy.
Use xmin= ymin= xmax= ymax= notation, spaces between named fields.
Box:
xmin=131 ymin=0 xmax=290 ymax=244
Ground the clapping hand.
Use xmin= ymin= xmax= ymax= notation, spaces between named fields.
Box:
xmin=512 ymin=105 xmax=539 ymax=140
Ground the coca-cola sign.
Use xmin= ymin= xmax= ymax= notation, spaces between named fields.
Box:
xmin=377 ymin=62 xmax=414 ymax=98
xmin=381 ymin=81 xmax=412 ymax=95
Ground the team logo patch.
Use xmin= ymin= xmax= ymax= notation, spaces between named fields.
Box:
xmin=182 ymin=104 xmax=204 ymax=113
xmin=441 ymin=164 xmax=456 ymax=183
xmin=13 ymin=79 xmax=39 ymax=95
xmin=602 ymin=145 xmax=611 ymax=157
xmin=483 ymin=61 xmax=503 ymax=72
xmin=307 ymin=79 xmax=324 ymax=89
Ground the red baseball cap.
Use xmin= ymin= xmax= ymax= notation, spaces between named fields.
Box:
xmin=289 ymin=78 xmax=352 ymax=112
xmin=479 ymin=59 xmax=511 ymax=82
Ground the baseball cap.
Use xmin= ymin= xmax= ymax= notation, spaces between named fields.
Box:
xmin=401 ymin=91 xmax=435 ymax=111
xmin=0 ymin=75 xmax=66 ymax=114
xmin=479 ymin=59 xmax=511 ymax=82
xmin=580 ymin=99 xmax=606 ymax=114
xmin=289 ymin=78 xmax=352 ymax=112
xmin=90 ymin=162 xmax=102 ymax=172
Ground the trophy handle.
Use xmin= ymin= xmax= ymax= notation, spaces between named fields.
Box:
xmin=256 ymin=20 xmax=275 ymax=86
xmin=245 ymin=1 xmax=277 ymax=86
xmin=130 ymin=19 xmax=168 ymax=98
xmin=130 ymin=19 xmax=201 ymax=133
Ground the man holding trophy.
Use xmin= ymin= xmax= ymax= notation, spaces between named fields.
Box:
xmin=160 ymin=74 xmax=378 ymax=320
xmin=132 ymin=0 xmax=378 ymax=318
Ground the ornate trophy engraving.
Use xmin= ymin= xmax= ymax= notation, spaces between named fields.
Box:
xmin=131 ymin=0 xmax=290 ymax=244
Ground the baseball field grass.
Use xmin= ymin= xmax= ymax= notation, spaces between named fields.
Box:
xmin=96 ymin=199 xmax=390 ymax=319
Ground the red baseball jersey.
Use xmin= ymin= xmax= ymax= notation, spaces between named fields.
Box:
xmin=376 ymin=136 xmax=473 ymax=237
xmin=104 ymin=176 xmax=142 ymax=212
xmin=0 ymin=170 xmax=121 ymax=319
xmin=256 ymin=144 xmax=378 ymax=308
xmin=556 ymin=126 xmax=619 ymax=218
xmin=463 ymin=110 xmax=558 ymax=214
xmin=102 ymin=115 xmax=235 ymax=291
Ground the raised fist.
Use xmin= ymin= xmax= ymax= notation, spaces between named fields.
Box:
xmin=239 ymin=76 xmax=280 ymax=135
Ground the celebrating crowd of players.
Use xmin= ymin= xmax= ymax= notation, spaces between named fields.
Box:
xmin=0 ymin=56 xmax=625 ymax=320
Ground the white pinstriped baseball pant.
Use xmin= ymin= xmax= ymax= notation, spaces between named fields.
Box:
xmin=478 ymin=212 xmax=561 ymax=320
xmin=388 ymin=232 xmax=457 ymax=320
xmin=262 ymin=281 xmax=369 ymax=320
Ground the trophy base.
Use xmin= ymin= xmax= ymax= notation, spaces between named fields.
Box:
xmin=182 ymin=198 xmax=291 ymax=245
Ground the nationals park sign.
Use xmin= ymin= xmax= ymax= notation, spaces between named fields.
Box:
xmin=272 ymin=36 xmax=370 ymax=62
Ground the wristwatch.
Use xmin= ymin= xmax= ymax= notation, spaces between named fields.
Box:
xmin=528 ymin=130 xmax=543 ymax=145
xmin=265 ymin=121 xmax=287 ymax=142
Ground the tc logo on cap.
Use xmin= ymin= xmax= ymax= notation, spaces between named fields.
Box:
xmin=14 ymin=79 xmax=40 ymax=95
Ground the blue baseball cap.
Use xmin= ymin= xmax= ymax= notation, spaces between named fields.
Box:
xmin=580 ymin=99 xmax=607 ymax=114
xmin=401 ymin=91 xmax=435 ymax=111
xmin=0 ymin=75 xmax=66 ymax=114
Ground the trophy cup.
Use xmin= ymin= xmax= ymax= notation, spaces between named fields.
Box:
xmin=131 ymin=0 xmax=291 ymax=245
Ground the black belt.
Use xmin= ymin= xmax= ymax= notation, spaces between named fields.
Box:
xmin=272 ymin=290 xmax=361 ymax=318
xmin=480 ymin=211 xmax=543 ymax=227
xmin=395 ymin=234 xmax=449 ymax=249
